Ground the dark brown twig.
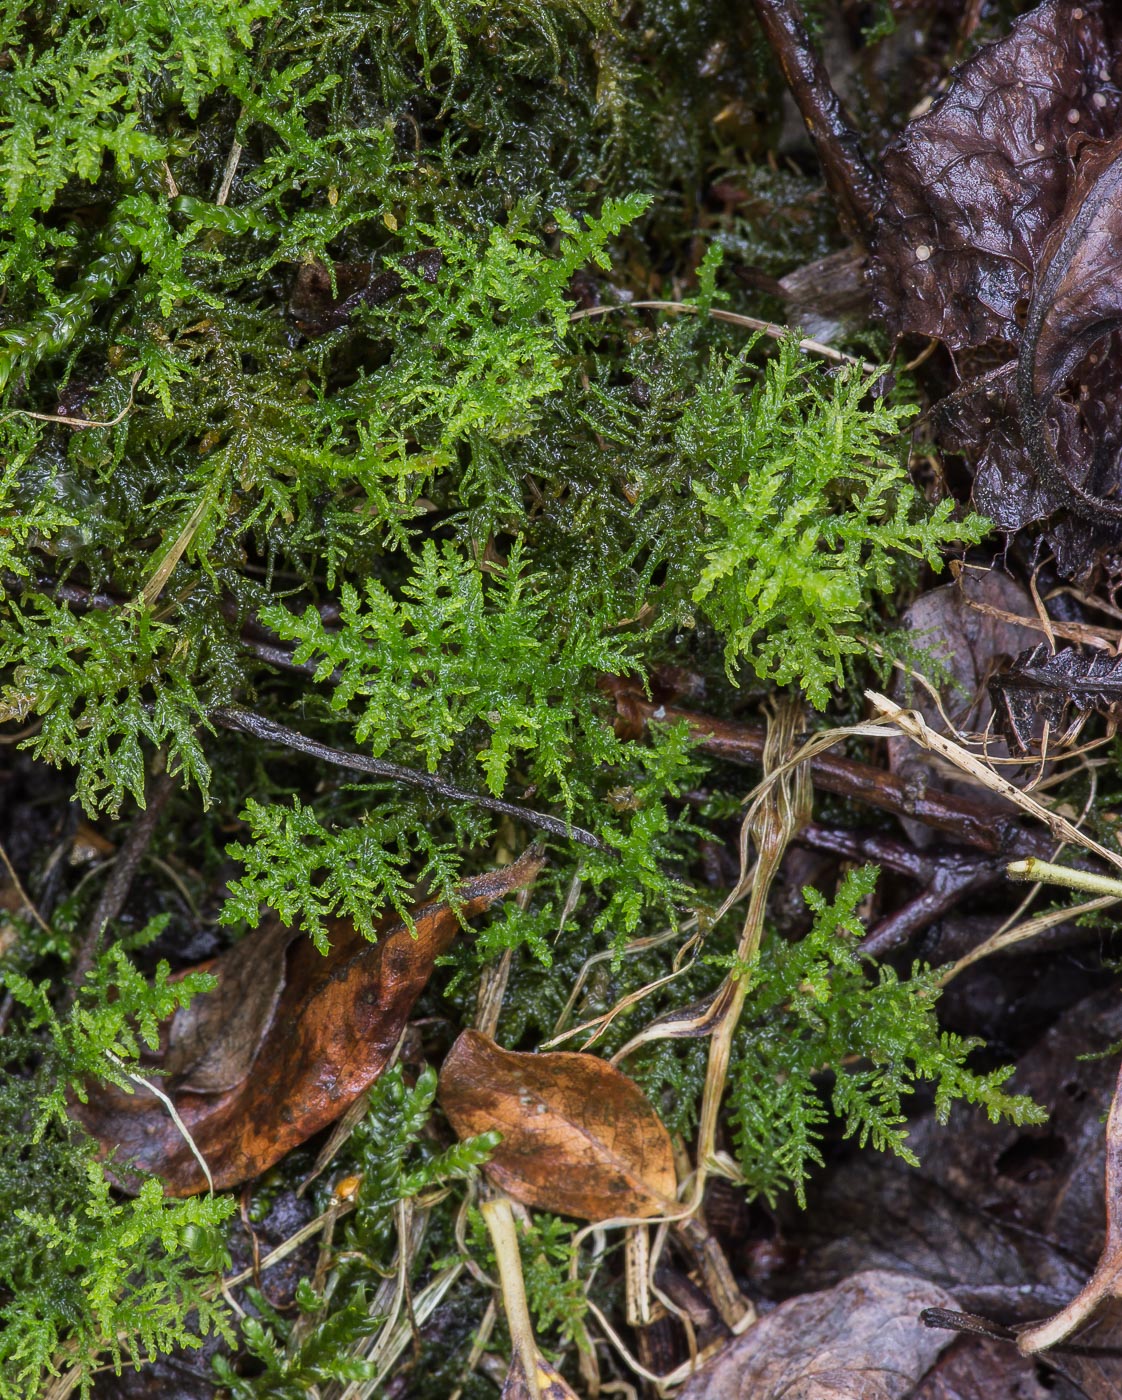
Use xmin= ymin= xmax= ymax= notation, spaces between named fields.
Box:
xmin=749 ymin=0 xmax=884 ymax=244
xmin=603 ymin=677 xmax=1030 ymax=855
xmin=66 ymin=769 xmax=178 ymax=1005
xmin=210 ymin=706 xmax=614 ymax=854
xmin=797 ymin=823 xmax=1013 ymax=956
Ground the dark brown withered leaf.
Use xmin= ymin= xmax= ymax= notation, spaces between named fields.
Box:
xmin=872 ymin=1 xmax=1122 ymax=352
xmin=776 ymin=987 xmax=1122 ymax=1323
xmin=1018 ymin=1060 xmax=1122 ymax=1358
xmin=990 ymin=644 xmax=1122 ymax=752
xmin=1019 ymin=132 xmax=1122 ymax=523
xmin=924 ymin=1055 xmax=1122 ymax=1396
xmin=911 ymin=1334 xmax=1052 ymax=1400
xmin=677 ymin=1270 xmax=957 ymax=1400
xmin=868 ymin=0 xmax=1122 ymax=574
xmin=289 ymin=248 xmax=441 ymax=336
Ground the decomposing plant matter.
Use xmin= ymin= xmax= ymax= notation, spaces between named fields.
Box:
xmin=439 ymin=1029 xmax=677 ymax=1221
xmin=73 ymin=851 xmax=542 ymax=1195
xmin=991 ymin=644 xmax=1122 ymax=752
xmin=761 ymin=0 xmax=1122 ymax=577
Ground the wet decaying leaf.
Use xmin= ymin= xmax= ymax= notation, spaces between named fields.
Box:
xmin=775 ymin=988 xmax=1122 ymax=1323
xmin=910 ymin=1334 xmax=1052 ymax=1400
xmin=70 ymin=851 xmax=543 ymax=1195
xmin=676 ymin=1270 xmax=957 ymax=1400
xmin=867 ymin=0 xmax=1122 ymax=575
xmin=1032 ymin=1296 xmax=1122 ymax=1399
xmin=872 ymin=2 xmax=1122 ymax=352
xmin=887 ymin=569 xmax=1040 ymax=846
xmin=991 ymin=644 xmax=1122 ymax=752
xmin=1019 ymin=131 xmax=1122 ymax=527
xmin=288 ymin=248 xmax=442 ymax=337
xmin=923 ymin=1296 xmax=1122 ymax=1398
xmin=437 ymin=1029 xmax=676 ymax=1221
xmin=160 ymin=917 xmax=298 ymax=1094
xmin=780 ymin=1155 xmax=1089 ymax=1324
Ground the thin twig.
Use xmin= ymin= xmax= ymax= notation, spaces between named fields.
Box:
xmin=0 ymin=371 xmax=140 ymax=432
xmin=571 ymin=300 xmax=875 ymax=371
xmin=0 ymin=834 xmax=51 ymax=936
xmin=796 ymin=823 xmax=1008 ymax=957
xmin=216 ymin=140 xmax=243 ymax=206
xmin=66 ymin=770 xmax=178 ymax=1005
xmin=749 ymin=0 xmax=884 ymax=243
xmin=603 ymin=676 xmax=1042 ymax=855
xmin=211 ymin=706 xmax=614 ymax=853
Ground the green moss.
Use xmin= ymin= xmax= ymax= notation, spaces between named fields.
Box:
xmin=0 ymin=0 xmax=1021 ymax=1391
xmin=0 ymin=945 xmax=233 ymax=1398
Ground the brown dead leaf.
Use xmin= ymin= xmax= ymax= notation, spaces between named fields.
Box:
xmin=70 ymin=850 xmax=542 ymax=1195
xmin=867 ymin=0 xmax=1122 ymax=577
xmin=289 ymin=249 xmax=441 ymax=336
xmin=161 ymin=917 xmax=298 ymax=1093
xmin=911 ymin=1335 xmax=1052 ymax=1400
xmin=437 ymin=1029 xmax=676 ymax=1220
xmin=887 ymin=569 xmax=1040 ymax=847
xmin=775 ymin=988 xmax=1122 ymax=1326
xmin=872 ymin=1 xmax=1122 ymax=353
xmin=1020 ymin=131 xmax=1122 ymax=526
xmin=677 ymin=1269 xmax=958 ymax=1399
xmin=1032 ymin=1295 xmax=1122 ymax=1399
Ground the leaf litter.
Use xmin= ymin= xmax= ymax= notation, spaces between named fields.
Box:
xmin=71 ymin=850 xmax=543 ymax=1194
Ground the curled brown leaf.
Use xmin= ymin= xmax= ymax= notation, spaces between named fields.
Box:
xmin=71 ymin=850 xmax=543 ymax=1195
xmin=869 ymin=0 xmax=1122 ymax=573
xmin=872 ymin=1 xmax=1122 ymax=352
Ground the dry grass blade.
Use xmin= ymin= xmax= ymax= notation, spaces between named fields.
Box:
xmin=940 ymin=895 xmax=1120 ymax=985
xmin=691 ymin=698 xmax=811 ymax=1203
xmin=866 ymin=691 xmax=1122 ymax=870
xmin=569 ymin=300 xmax=876 ymax=370
xmin=482 ymin=1195 xmax=542 ymax=1400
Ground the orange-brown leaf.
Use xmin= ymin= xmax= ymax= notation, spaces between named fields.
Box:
xmin=438 ymin=1029 xmax=676 ymax=1220
xmin=70 ymin=852 xmax=542 ymax=1195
